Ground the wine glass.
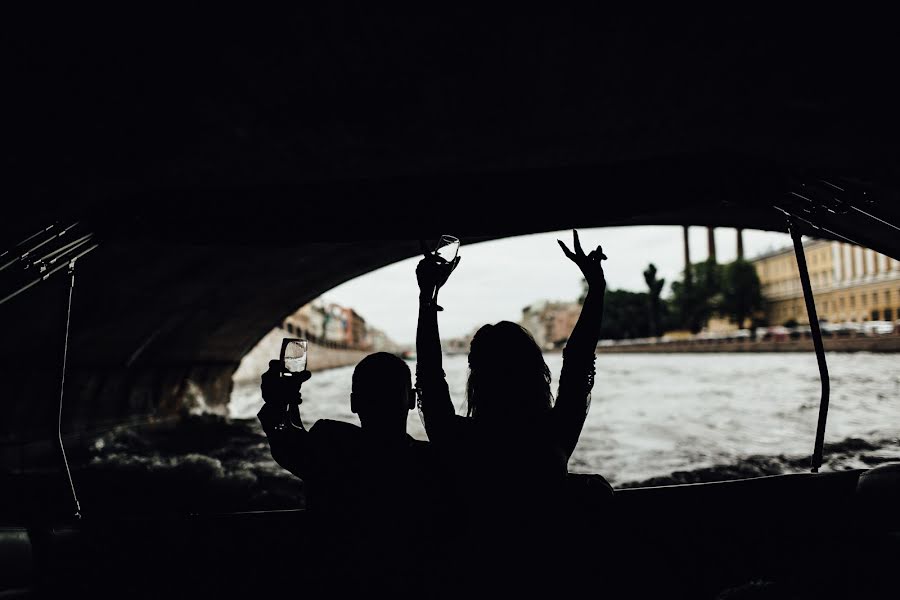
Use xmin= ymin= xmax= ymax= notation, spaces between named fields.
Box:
xmin=281 ymin=338 xmax=308 ymax=374
xmin=432 ymin=235 xmax=459 ymax=311
xmin=274 ymin=338 xmax=308 ymax=431
xmin=434 ymin=235 xmax=459 ymax=263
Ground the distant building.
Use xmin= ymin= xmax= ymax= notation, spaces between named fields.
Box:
xmin=281 ymin=298 xmax=397 ymax=351
xmin=521 ymin=301 xmax=549 ymax=349
xmin=550 ymin=303 xmax=581 ymax=345
xmin=521 ymin=300 xmax=581 ymax=350
xmin=320 ymin=303 xmax=346 ymax=345
xmin=340 ymin=307 xmax=367 ymax=348
xmin=366 ymin=326 xmax=399 ymax=353
xmin=285 ymin=300 xmax=326 ymax=340
xmin=751 ymin=240 xmax=900 ymax=325
xmin=443 ymin=327 xmax=479 ymax=355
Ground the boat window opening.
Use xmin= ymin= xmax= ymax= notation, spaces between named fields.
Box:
xmin=6 ymin=226 xmax=898 ymax=519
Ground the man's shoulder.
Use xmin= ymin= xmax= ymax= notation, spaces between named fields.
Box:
xmin=308 ymin=421 xmax=363 ymax=470
xmin=309 ymin=419 xmax=362 ymax=445
xmin=310 ymin=419 xmax=362 ymax=442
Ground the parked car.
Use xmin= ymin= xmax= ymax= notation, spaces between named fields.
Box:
xmin=789 ymin=325 xmax=812 ymax=340
xmin=822 ymin=322 xmax=862 ymax=336
xmin=862 ymin=320 xmax=895 ymax=335
xmin=764 ymin=325 xmax=790 ymax=341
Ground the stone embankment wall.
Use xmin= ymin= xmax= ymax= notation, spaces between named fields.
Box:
xmin=232 ymin=327 xmax=369 ymax=384
xmin=595 ymin=334 xmax=900 ymax=354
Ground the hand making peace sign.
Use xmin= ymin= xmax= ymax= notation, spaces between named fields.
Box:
xmin=558 ymin=229 xmax=607 ymax=291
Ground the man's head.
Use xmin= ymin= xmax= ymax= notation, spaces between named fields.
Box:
xmin=350 ymin=352 xmax=415 ymax=433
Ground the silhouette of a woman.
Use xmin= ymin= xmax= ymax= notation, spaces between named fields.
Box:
xmin=414 ymin=230 xmax=607 ymax=545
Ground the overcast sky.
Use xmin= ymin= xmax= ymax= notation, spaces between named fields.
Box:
xmin=323 ymin=226 xmax=793 ymax=344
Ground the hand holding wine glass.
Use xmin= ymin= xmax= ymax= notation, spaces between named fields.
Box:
xmin=260 ymin=339 xmax=311 ymax=431
xmin=281 ymin=338 xmax=309 ymax=375
xmin=417 ymin=235 xmax=461 ymax=311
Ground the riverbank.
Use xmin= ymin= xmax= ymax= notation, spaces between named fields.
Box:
xmin=594 ymin=333 xmax=900 ymax=353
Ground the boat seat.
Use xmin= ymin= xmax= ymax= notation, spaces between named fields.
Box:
xmin=853 ymin=464 xmax=900 ymax=597
xmin=856 ymin=462 xmax=900 ymax=532
xmin=565 ymin=473 xmax=614 ymax=511
xmin=0 ymin=526 xmax=35 ymax=598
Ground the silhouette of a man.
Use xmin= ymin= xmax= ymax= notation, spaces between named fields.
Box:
xmin=257 ymin=352 xmax=434 ymax=526
xmin=259 ymin=352 xmax=454 ymax=593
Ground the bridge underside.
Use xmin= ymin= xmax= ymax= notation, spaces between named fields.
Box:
xmin=4 ymin=9 xmax=900 ymax=441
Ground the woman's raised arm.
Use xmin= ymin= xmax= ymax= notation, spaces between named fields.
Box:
xmin=414 ymin=255 xmax=460 ymax=440
xmin=553 ymin=230 xmax=606 ymax=458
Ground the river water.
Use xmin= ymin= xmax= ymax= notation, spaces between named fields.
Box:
xmin=73 ymin=351 xmax=900 ymax=514
xmin=230 ymin=352 xmax=900 ymax=485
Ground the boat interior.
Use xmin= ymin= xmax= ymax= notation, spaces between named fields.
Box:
xmin=3 ymin=8 xmax=900 ymax=598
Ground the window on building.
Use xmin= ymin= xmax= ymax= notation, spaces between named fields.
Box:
xmin=873 ymin=292 xmax=879 ymax=305
xmin=850 ymin=296 xmax=856 ymax=308
xmin=884 ymin=308 xmax=893 ymax=321
xmin=286 ymin=323 xmax=294 ymax=334
xmin=871 ymin=310 xmax=880 ymax=321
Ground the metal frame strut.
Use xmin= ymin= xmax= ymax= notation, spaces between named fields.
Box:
xmin=786 ymin=216 xmax=830 ymax=473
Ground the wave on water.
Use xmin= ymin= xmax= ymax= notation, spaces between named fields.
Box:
xmin=74 ymin=415 xmax=305 ymax=514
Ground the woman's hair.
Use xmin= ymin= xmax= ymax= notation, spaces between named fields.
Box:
xmin=466 ymin=321 xmax=553 ymax=420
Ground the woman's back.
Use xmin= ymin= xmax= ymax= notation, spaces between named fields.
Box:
xmin=453 ymin=415 xmax=567 ymax=507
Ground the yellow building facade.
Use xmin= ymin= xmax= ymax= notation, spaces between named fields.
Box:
xmin=752 ymin=240 xmax=900 ymax=325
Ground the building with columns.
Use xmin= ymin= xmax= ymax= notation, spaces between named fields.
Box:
xmin=751 ymin=240 xmax=900 ymax=325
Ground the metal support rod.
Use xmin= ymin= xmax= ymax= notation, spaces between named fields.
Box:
xmin=57 ymin=260 xmax=82 ymax=519
xmin=0 ymin=241 xmax=98 ymax=307
xmin=787 ymin=216 xmax=830 ymax=473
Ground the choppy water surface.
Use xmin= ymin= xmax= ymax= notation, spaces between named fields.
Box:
xmin=232 ymin=352 xmax=900 ymax=485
